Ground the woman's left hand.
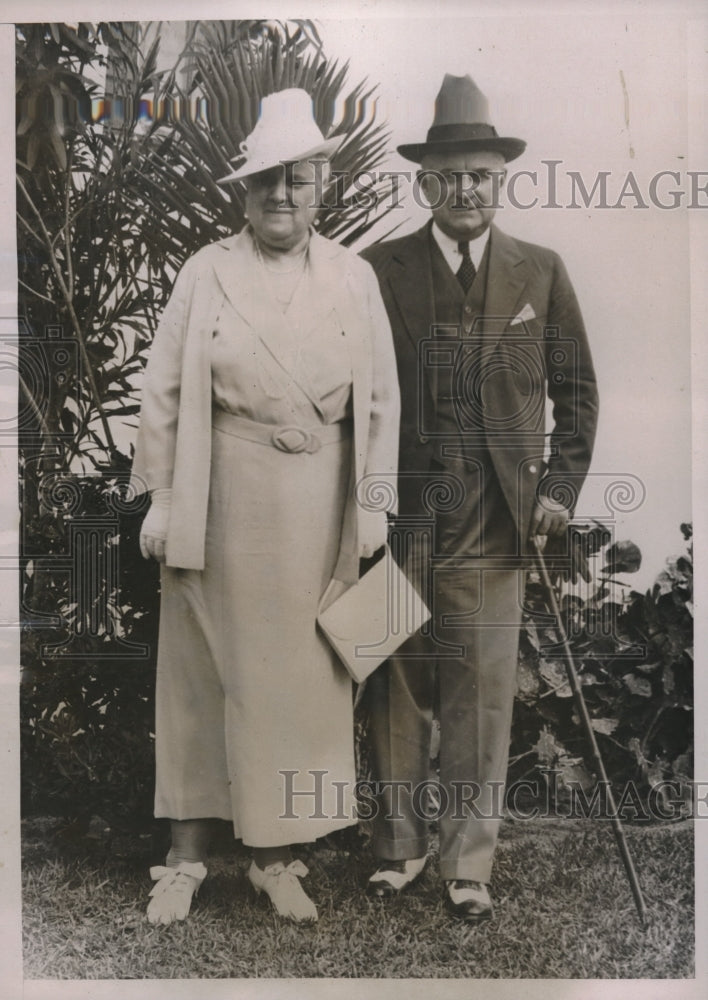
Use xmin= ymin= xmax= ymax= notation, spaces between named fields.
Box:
xmin=140 ymin=487 xmax=172 ymax=562
xmin=358 ymin=509 xmax=388 ymax=559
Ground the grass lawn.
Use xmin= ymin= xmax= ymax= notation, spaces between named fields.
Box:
xmin=22 ymin=814 xmax=693 ymax=980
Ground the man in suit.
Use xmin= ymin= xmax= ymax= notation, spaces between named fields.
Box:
xmin=361 ymin=74 xmax=598 ymax=922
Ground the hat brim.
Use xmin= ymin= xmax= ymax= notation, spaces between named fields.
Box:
xmin=397 ymin=136 xmax=526 ymax=164
xmin=218 ymin=135 xmax=343 ymax=184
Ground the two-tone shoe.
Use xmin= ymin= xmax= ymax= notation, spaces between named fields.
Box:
xmin=444 ymin=879 xmax=493 ymax=924
xmin=366 ymin=856 xmax=427 ymax=898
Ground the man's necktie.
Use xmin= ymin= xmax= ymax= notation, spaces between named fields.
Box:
xmin=456 ymin=242 xmax=476 ymax=293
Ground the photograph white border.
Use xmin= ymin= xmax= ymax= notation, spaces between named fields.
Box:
xmin=2 ymin=2 xmax=706 ymax=998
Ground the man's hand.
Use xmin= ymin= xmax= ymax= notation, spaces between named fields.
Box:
xmin=528 ymin=496 xmax=570 ymax=545
xmin=532 ymin=519 xmax=592 ymax=585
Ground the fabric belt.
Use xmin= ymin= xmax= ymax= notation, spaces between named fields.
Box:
xmin=213 ymin=409 xmax=352 ymax=454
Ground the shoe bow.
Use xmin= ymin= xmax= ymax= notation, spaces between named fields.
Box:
xmin=148 ymin=861 xmax=207 ymax=898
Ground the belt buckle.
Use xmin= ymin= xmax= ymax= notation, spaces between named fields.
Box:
xmin=271 ymin=425 xmax=321 ymax=454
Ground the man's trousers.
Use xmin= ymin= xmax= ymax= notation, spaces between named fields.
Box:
xmin=366 ymin=443 xmax=524 ymax=883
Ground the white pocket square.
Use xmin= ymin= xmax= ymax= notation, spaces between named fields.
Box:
xmin=510 ymin=303 xmax=536 ymax=326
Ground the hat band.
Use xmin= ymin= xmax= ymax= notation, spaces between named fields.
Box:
xmin=425 ymin=123 xmax=500 ymax=143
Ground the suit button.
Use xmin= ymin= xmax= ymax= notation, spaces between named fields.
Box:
xmin=464 ymin=305 xmax=472 ymax=314
xmin=529 ymin=464 xmax=537 ymax=474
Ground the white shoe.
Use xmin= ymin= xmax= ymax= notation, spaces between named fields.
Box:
xmin=147 ymin=861 xmax=207 ymax=925
xmin=248 ymin=859 xmax=318 ymax=923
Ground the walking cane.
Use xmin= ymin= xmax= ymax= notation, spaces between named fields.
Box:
xmin=531 ymin=535 xmax=648 ymax=926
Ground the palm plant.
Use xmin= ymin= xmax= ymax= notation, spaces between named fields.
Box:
xmin=135 ymin=20 xmax=395 ymax=277
xmin=16 ymin=22 xmax=180 ymax=474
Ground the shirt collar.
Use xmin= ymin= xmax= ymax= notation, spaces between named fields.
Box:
xmin=431 ymin=222 xmax=491 ymax=276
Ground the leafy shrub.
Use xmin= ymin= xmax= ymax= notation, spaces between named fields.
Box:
xmin=510 ymin=523 xmax=693 ymax=808
xmin=20 ymin=475 xmax=158 ymax=829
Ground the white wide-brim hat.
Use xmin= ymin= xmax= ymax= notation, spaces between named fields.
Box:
xmin=218 ymin=88 xmax=343 ymax=184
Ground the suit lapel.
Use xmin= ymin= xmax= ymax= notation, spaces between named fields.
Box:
xmin=385 ymin=224 xmax=437 ymax=404
xmin=386 ymin=224 xmax=436 ymax=351
xmin=386 ymin=224 xmax=529 ymax=347
xmin=482 ymin=225 xmax=529 ymax=346
xmin=384 ymin=223 xmax=531 ymax=413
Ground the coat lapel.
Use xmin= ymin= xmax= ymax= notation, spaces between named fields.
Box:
xmin=210 ymin=228 xmax=338 ymax=414
xmin=482 ymin=226 xmax=529 ymax=346
xmin=290 ymin=233 xmax=351 ymax=414
xmin=210 ymin=229 xmax=266 ymax=330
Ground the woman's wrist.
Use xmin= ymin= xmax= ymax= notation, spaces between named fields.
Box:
xmin=149 ymin=487 xmax=172 ymax=508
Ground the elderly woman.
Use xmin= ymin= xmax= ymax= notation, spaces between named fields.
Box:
xmin=131 ymin=89 xmax=399 ymax=925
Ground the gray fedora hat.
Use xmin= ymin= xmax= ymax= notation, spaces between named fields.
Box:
xmin=397 ymin=74 xmax=526 ymax=163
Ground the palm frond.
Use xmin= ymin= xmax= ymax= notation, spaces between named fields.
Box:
xmin=137 ymin=23 xmax=396 ymax=268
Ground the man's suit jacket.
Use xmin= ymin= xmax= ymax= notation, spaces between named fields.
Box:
xmin=361 ymin=223 xmax=599 ymax=543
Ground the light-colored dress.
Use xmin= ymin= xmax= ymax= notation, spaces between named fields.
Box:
xmin=153 ymin=241 xmax=362 ymax=846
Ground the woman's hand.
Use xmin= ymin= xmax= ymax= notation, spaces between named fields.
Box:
xmin=358 ymin=509 xmax=388 ymax=560
xmin=140 ymin=488 xmax=172 ymax=562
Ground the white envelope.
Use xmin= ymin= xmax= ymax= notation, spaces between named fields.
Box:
xmin=317 ymin=545 xmax=431 ymax=683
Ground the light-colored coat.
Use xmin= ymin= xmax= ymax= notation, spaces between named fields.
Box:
xmin=131 ymin=228 xmax=400 ymax=583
